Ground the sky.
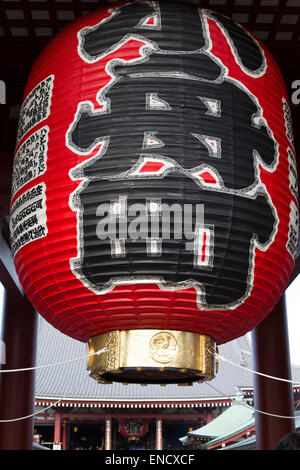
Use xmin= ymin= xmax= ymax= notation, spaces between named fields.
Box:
xmin=285 ymin=275 xmax=300 ymax=366
xmin=244 ymin=274 xmax=300 ymax=367
xmin=0 ymin=276 xmax=299 ymax=365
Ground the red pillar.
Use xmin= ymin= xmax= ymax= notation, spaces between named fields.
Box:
xmin=252 ymin=294 xmax=295 ymax=450
xmin=53 ymin=410 xmax=62 ymax=450
xmin=0 ymin=289 xmax=37 ymax=450
xmin=62 ymin=421 xmax=68 ymax=450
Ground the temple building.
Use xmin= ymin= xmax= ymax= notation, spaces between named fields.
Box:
xmin=33 ymin=317 xmax=300 ymax=450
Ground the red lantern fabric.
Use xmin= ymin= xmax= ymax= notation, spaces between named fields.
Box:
xmin=10 ymin=1 xmax=298 ymax=345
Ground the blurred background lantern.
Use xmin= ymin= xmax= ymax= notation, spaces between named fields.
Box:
xmin=10 ymin=0 xmax=298 ymax=385
xmin=120 ymin=419 xmax=147 ymax=438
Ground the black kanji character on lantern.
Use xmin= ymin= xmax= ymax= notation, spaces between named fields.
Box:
xmin=69 ymin=73 xmax=276 ymax=190
xmin=68 ymin=1 xmax=277 ymax=307
xmin=80 ymin=1 xmax=264 ymax=74
xmin=69 ymin=3 xmax=275 ymax=190
xmin=73 ymin=172 xmax=275 ymax=308
xmin=81 ymin=2 xmax=207 ymax=60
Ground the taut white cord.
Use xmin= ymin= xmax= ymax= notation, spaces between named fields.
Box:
xmin=210 ymin=349 xmax=300 ymax=386
xmin=206 ymin=382 xmax=296 ymax=420
xmin=0 ymin=399 xmax=63 ymax=423
xmin=0 ymin=348 xmax=107 ymax=423
xmin=0 ymin=347 xmax=106 ymax=374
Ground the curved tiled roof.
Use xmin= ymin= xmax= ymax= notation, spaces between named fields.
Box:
xmin=35 ymin=316 xmax=300 ymax=403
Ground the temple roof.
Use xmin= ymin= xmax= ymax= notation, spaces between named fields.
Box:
xmin=179 ymin=394 xmax=255 ymax=447
xmin=187 ymin=394 xmax=255 ymax=439
xmin=35 ymin=316 xmax=300 ymax=404
xmin=179 ymin=405 xmax=300 ymax=450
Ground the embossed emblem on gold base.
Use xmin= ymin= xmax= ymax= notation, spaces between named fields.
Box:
xmin=87 ymin=330 xmax=217 ymax=386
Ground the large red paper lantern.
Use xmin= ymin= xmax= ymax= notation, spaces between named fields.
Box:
xmin=10 ymin=1 xmax=298 ymax=385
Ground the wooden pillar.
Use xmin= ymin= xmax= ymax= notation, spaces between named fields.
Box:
xmin=62 ymin=421 xmax=68 ymax=450
xmin=155 ymin=417 xmax=163 ymax=450
xmin=252 ymin=294 xmax=295 ymax=450
xmin=0 ymin=289 xmax=37 ymax=450
xmin=105 ymin=416 xmax=112 ymax=450
xmin=53 ymin=410 xmax=62 ymax=450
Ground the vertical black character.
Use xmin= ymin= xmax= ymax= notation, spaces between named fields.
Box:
xmin=69 ymin=2 xmax=276 ymax=308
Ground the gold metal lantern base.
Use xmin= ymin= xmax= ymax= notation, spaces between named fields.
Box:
xmin=87 ymin=329 xmax=217 ymax=386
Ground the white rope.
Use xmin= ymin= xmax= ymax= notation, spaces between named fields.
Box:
xmin=0 ymin=347 xmax=106 ymax=374
xmin=206 ymin=382 xmax=296 ymax=420
xmin=1 ymin=347 xmax=298 ymax=422
xmin=0 ymin=348 xmax=106 ymax=423
xmin=212 ymin=350 xmax=300 ymax=386
xmin=0 ymin=399 xmax=63 ymax=423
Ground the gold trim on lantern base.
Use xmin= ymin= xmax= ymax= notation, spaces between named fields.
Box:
xmin=87 ymin=329 xmax=217 ymax=386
